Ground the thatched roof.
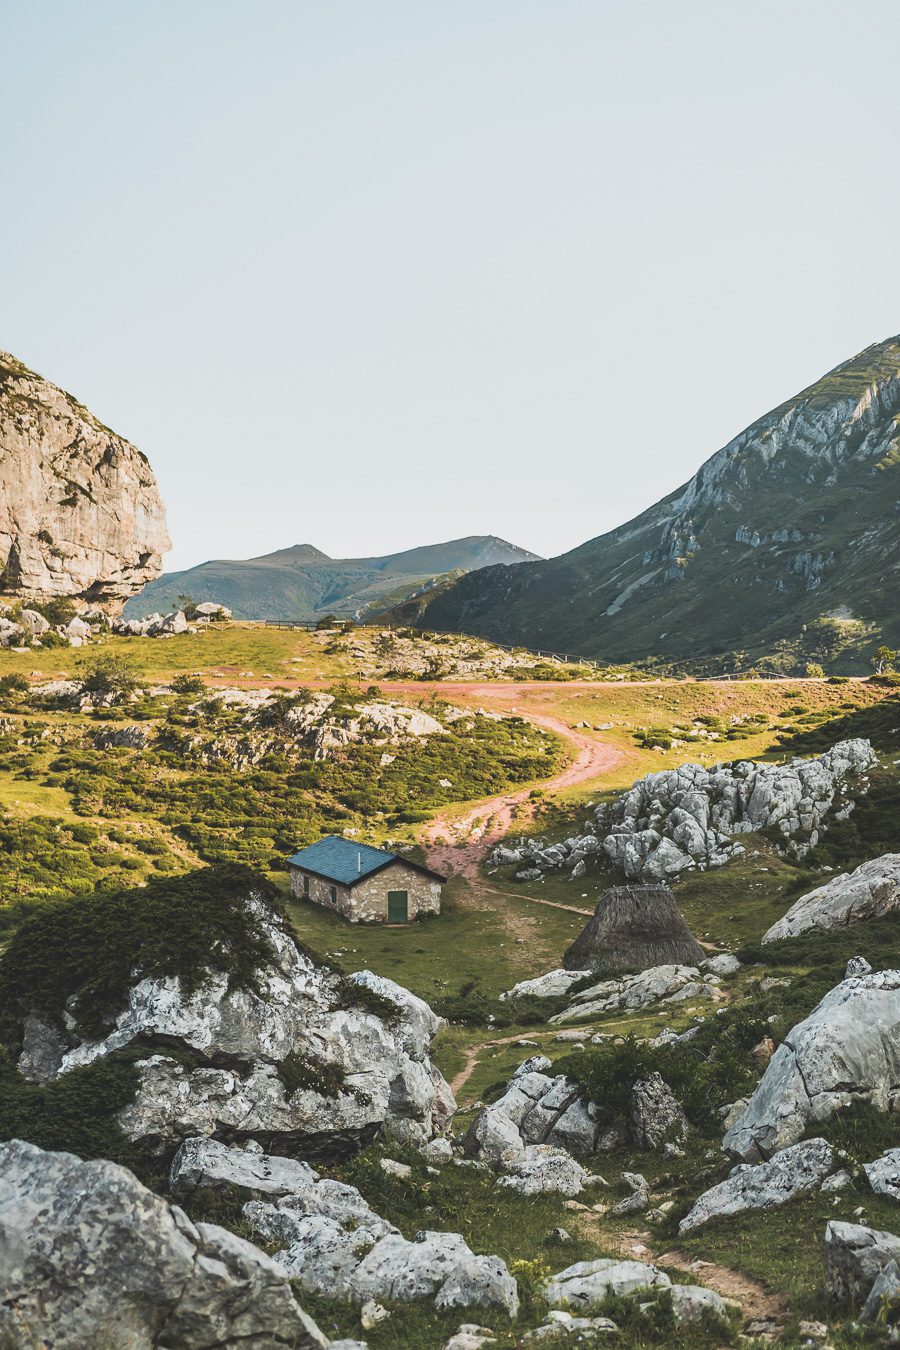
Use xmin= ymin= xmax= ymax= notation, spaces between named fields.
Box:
xmin=562 ymin=884 xmax=704 ymax=974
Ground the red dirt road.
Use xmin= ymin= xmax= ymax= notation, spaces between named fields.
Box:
xmin=420 ymin=708 xmax=623 ymax=880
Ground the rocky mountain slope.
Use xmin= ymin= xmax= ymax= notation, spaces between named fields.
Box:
xmin=0 ymin=351 xmax=169 ymax=608
xmin=406 ymin=336 xmax=900 ymax=672
xmin=126 ymin=535 xmax=539 ymax=623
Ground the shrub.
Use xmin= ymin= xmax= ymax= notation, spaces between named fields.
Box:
xmin=0 ymin=864 xmax=280 ymax=1038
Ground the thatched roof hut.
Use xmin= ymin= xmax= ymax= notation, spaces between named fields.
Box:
xmin=562 ymin=884 xmax=704 ymax=974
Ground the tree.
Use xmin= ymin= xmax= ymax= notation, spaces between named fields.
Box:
xmin=78 ymin=654 xmax=138 ymax=703
xmin=805 ymin=662 xmax=825 ymax=679
xmin=872 ymin=645 xmax=897 ymax=675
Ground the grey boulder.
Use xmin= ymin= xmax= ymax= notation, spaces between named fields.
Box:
xmin=824 ymin=1220 xmax=900 ymax=1302
xmin=0 ymin=1138 xmax=327 ymax=1349
xmin=864 ymin=1147 xmax=900 ymax=1200
xmin=630 ymin=1071 xmax=688 ymax=1150
xmin=762 ymin=854 xmax=900 ymax=944
xmin=724 ymin=970 xmax=900 ymax=1162
xmin=862 ymin=1258 xmax=900 ymax=1322
xmin=544 ymin=1258 xmax=670 ymax=1309
xmin=679 ymin=1137 xmax=836 ymax=1234
xmin=496 ymin=1145 xmax=595 ymax=1197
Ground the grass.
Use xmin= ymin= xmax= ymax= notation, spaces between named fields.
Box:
xmin=0 ymin=864 xmax=279 ymax=1037
xmin=286 ymin=875 xmax=585 ymax=1007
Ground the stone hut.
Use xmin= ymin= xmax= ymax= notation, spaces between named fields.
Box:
xmin=563 ymin=883 xmax=704 ymax=974
xmin=286 ymin=836 xmax=445 ymax=924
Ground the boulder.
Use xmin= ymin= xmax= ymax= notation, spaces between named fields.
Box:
xmin=0 ymin=1139 xmax=327 ymax=1348
xmin=667 ymin=1284 xmax=731 ymax=1323
xmin=762 ymin=854 xmax=900 ymax=944
xmin=495 ymin=1145 xmax=594 ymax=1197
xmin=18 ymin=607 xmax=49 ymax=637
xmin=679 ymin=1138 xmax=836 ymax=1234
xmin=723 ymin=970 xmax=900 ymax=1162
xmin=170 ymin=1137 xmax=319 ymax=1199
xmin=824 ymin=1220 xmax=900 ymax=1302
xmin=544 ymin=1258 xmax=671 ymax=1309
xmin=704 ymin=953 xmax=741 ymax=976
xmin=864 ymin=1147 xmax=900 ymax=1200
xmin=630 ymin=1072 xmax=688 ymax=1150
xmin=862 ymin=1258 xmax=900 ymax=1322
xmin=500 ymin=970 xmax=587 ymax=1000
xmin=523 ymin=1311 xmax=619 ymax=1339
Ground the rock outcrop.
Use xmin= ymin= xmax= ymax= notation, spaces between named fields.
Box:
xmin=549 ymin=963 xmax=722 ymax=1023
xmin=678 ymin=1137 xmax=837 ymax=1234
xmin=170 ymin=1137 xmax=519 ymax=1318
xmin=723 ymin=970 xmax=900 ymax=1162
xmin=497 ymin=740 xmax=875 ymax=884
xmin=465 ymin=1057 xmax=687 ymax=1165
xmin=0 ymin=1138 xmax=328 ymax=1349
xmin=14 ymin=876 xmax=454 ymax=1154
xmin=0 ymin=351 xmax=169 ymax=607
xmin=762 ymin=853 xmax=900 ymax=944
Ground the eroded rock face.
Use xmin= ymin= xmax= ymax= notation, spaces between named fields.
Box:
xmin=762 ymin=853 xmax=900 ymax=944
xmin=28 ymin=892 xmax=454 ymax=1154
xmin=0 ymin=351 xmax=169 ymax=607
xmin=678 ymin=1138 xmax=837 ymax=1234
xmin=724 ymin=971 xmax=900 ymax=1163
xmin=0 ymin=1138 xmax=327 ymax=1349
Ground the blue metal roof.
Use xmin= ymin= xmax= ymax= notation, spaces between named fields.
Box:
xmin=286 ymin=835 xmax=445 ymax=887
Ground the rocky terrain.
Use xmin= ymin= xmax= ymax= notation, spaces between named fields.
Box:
xmin=0 ymin=351 xmax=169 ymax=608
xmin=126 ymin=536 xmax=539 ymax=624
xmin=401 ymin=335 xmax=900 ymax=673
xmin=305 ymin=625 xmax=600 ymax=681
xmin=8 ymin=868 xmax=454 ymax=1155
xmin=493 ymin=736 xmax=875 ymax=883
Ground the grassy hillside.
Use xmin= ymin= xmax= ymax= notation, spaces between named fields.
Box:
xmin=409 ymin=336 xmax=900 ymax=674
xmin=125 ymin=535 xmax=540 ymax=622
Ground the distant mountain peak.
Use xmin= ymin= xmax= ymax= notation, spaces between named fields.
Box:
xmin=126 ymin=533 xmax=538 ymax=621
xmin=404 ymin=336 xmax=900 ymax=674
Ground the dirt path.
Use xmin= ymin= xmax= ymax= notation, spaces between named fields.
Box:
xmin=654 ymin=1248 xmax=788 ymax=1323
xmin=576 ymin=1222 xmax=787 ymax=1325
xmin=419 ymin=710 xmax=623 ymax=879
xmin=448 ymin=1031 xmax=544 ymax=1097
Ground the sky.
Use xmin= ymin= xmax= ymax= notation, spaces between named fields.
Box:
xmin=3 ymin=2 xmax=900 ymax=574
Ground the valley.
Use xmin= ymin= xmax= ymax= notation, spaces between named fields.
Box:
xmin=5 ymin=615 xmax=900 ymax=1345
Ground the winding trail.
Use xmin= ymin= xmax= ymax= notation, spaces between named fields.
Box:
xmin=418 ymin=707 xmax=623 ymax=881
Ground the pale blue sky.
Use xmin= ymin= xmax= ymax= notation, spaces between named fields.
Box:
xmin=3 ymin=2 xmax=899 ymax=571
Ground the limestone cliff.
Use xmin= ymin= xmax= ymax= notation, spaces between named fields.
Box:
xmin=0 ymin=352 xmax=169 ymax=608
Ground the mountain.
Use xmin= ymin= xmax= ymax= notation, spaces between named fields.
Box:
xmin=126 ymin=535 xmax=540 ymax=622
xmin=0 ymin=351 xmax=169 ymax=608
xmin=404 ymin=336 xmax=900 ymax=673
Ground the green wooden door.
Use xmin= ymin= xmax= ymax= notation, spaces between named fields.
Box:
xmin=387 ymin=890 xmax=409 ymax=923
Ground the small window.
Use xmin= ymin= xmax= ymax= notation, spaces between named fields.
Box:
xmin=303 ymin=874 xmax=310 ymax=897
xmin=329 ymin=884 xmax=337 ymax=905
